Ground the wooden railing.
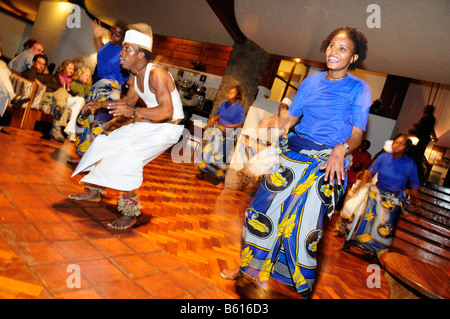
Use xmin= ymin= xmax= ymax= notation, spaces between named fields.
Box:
xmin=391 ymin=182 xmax=450 ymax=270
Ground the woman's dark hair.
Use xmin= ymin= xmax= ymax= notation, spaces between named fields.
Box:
xmin=114 ymin=19 xmax=129 ymax=34
xmin=55 ymin=59 xmax=74 ymax=75
xmin=33 ymin=54 xmax=48 ymax=64
xmin=320 ymin=27 xmax=368 ymax=70
xmin=231 ymin=85 xmax=243 ymax=101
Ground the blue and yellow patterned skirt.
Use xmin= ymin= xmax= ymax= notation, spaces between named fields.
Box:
xmin=344 ymin=185 xmax=405 ymax=258
xmin=75 ymin=79 xmax=121 ymax=155
xmin=239 ymin=136 xmax=348 ymax=298
xmin=195 ymin=126 xmax=238 ymax=181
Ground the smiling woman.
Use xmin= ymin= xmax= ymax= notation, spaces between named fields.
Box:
xmin=222 ymin=27 xmax=371 ymax=298
xmin=320 ymin=27 xmax=368 ymax=80
xmin=71 ymin=19 xmax=129 ymax=159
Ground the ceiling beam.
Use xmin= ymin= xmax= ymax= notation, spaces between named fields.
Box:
xmin=206 ymin=0 xmax=246 ymax=44
xmin=1 ymin=0 xmax=28 ymax=17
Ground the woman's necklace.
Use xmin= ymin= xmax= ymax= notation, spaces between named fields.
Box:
xmin=132 ymin=63 xmax=147 ymax=76
xmin=326 ymin=71 xmax=348 ymax=80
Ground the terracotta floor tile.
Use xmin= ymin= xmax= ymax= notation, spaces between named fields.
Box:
xmin=53 ymin=207 xmax=92 ymax=222
xmin=33 ymin=222 xmax=81 ymax=242
xmin=0 ymin=223 xmax=45 ymax=243
xmin=20 ymin=208 xmax=63 ymax=223
xmin=0 ymin=182 xmax=32 ymax=194
xmin=27 ymin=183 xmax=60 ymax=195
xmin=90 ymin=237 xmax=135 ymax=257
xmin=121 ymin=235 xmax=161 ymax=254
xmin=0 ymin=274 xmax=44 ymax=298
xmin=0 ymin=207 xmax=27 ymax=223
xmin=111 ymin=255 xmax=157 ymax=278
xmin=52 ymin=240 xmax=103 ymax=261
xmin=6 ymin=194 xmax=47 ymax=209
xmin=95 ymin=279 xmax=151 ymax=299
xmin=39 ymin=194 xmax=73 ymax=207
xmin=83 ymin=206 xmax=119 ymax=221
xmin=16 ymin=242 xmax=65 ymax=264
xmin=55 ymin=184 xmax=85 ymax=196
xmin=16 ymin=174 xmax=48 ymax=184
xmin=69 ymin=220 xmax=112 ymax=239
xmin=0 ymin=173 xmax=20 ymax=183
xmin=77 ymin=259 xmax=128 ymax=285
xmin=169 ymin=268 xmax=215 ymax=295
xmin=30 ymin=262 xmax=91 ymax=294
xmin=0 ymin=194 xmax=14 ymax=208
xmin=0 ymin=263 xmax=42 ymax=286
xmin=136 ymin=273 xmax=189 ymax=299
xmin=193 ymin=287 xmax=233 ymax=299
xmin=52 ymin=287 xmax=103 ymax=299
xmin=141 ymin=251 xmax=186 ymax=272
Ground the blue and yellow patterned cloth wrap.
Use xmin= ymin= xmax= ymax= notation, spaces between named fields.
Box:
xmin=240 ymin=134 xmax=350 ymax=298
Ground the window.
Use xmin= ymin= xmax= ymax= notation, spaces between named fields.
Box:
xmin=269 ymin=60 xmax=308 ymax=102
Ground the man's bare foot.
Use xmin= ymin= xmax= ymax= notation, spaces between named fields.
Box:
xmin=220 ymin=268 xmax=240 ymax=280
xmin=107 ymin=216 xmax=137 ymax=230
xmin=68 ymin=190 xmax=101 ymax=202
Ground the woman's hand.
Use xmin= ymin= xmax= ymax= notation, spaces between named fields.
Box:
xmin=320 ymin=144 xmax=347 ymax=186
xmin=93 ymin=20 xmax=103 ymax=38
xmin=106 ymin=100 xmax=134 ymax=118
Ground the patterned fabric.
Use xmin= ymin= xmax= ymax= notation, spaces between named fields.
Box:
xmin=240 ymin=136 xmax=348 ymax=298
xmin=195 ymin=125 xmax=239 ymax=181
xmin=345 ymin=185 xmax=405 ymax=257
xmin=75 ymin=79 xmax=121 ymax=155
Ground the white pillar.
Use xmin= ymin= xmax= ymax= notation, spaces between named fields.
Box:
xmin=30 ymin=1 xmax=98 ymax=70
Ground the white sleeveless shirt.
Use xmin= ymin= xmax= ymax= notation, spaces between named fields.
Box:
xmin=134 ymin=63 xmax=184 ymax=120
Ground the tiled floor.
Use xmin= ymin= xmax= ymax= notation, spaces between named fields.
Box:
xmin=0 ymin=125 xmax=390 ymax=299
xmin=0 ymin=127 xmax=231 ymax=299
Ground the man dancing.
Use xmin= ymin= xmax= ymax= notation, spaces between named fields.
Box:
xmin=69 ymin=28 xmax=184 ymax=230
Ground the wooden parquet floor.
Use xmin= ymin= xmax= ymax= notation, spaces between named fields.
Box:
xmin=0 ymin=126 xmax=389 ymax=299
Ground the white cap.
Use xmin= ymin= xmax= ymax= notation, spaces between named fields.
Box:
xmin=124 ymin=29 xmax=152 ymax=52
xmin=281 ymin=97 xmax=292 ymax=108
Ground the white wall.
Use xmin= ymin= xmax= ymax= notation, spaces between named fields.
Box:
xmin=0 ymin=12 xmax=32 ymax=59
xmin=30 ymin=1 xmax=98 ymax=71
xmin=351 ymin=68 xmax=386 ymax=102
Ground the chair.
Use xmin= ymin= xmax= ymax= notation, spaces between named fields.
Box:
xmin=8 ymin=73 xmax=50 ymax=130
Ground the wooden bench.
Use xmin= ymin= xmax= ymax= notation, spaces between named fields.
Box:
xmin=8 ymin=73 xmax=52 ymax=130
xmin=380 ymin=182 xmax=450 ymax=298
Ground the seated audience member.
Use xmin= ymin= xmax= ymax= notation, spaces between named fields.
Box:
xmin=8 ymin=42 xmax=44 ymax=73
xmin=49 ymin=60 xmax=75 ymax=141
xmin=65 ymin=66 xmax=93 ymax=142
xmin=22 ymin=54 xmax=62 ymax=92
xmin=22 ymin=39 xmax=38 ymax=52
xmin=72 ymin=57 xmax=85 ymax=73
xmin=0 ymin=40 xmax=30 ymax=132
xmin=55 ymin=60 xmax=75 ymax=91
